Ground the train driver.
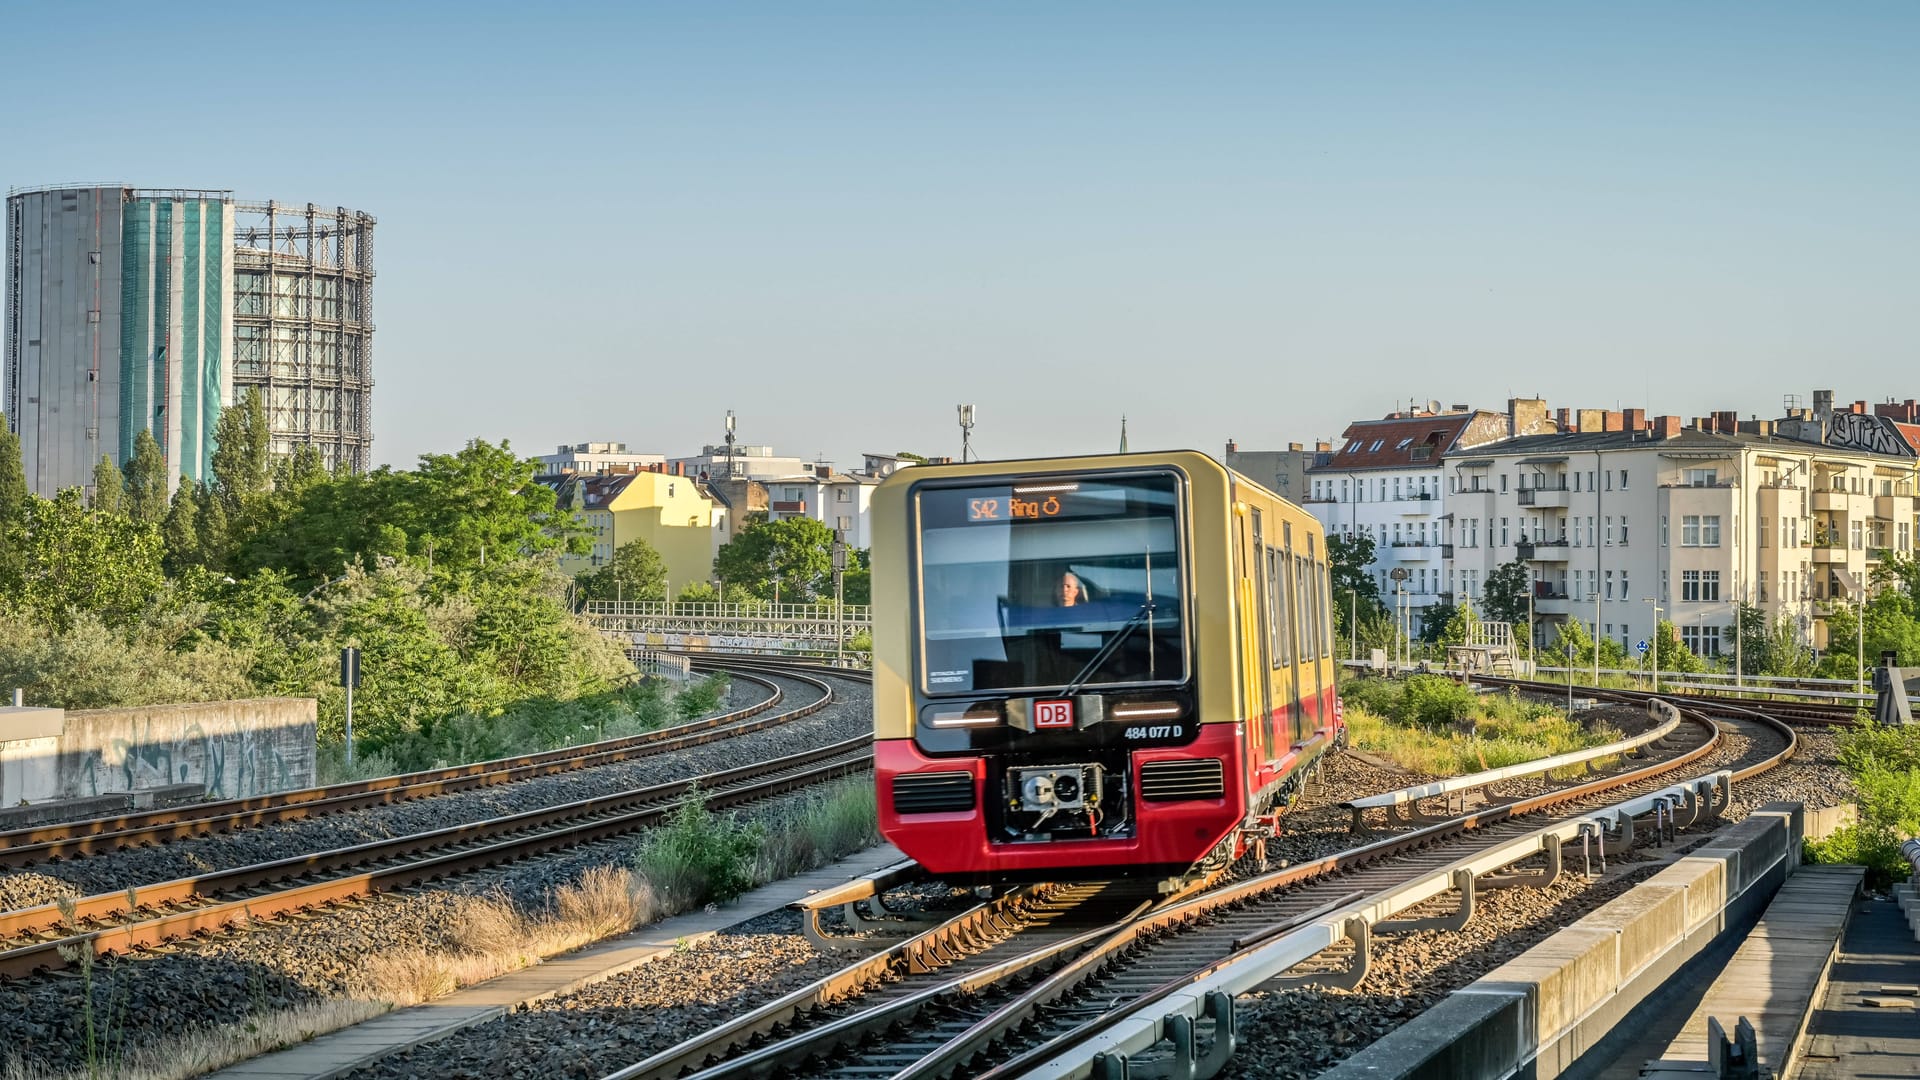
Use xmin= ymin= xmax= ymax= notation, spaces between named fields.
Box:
xmin=1054 ymin=571 xmax=1086 ymax=608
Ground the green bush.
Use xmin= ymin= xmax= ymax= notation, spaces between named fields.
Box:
xmin=673 ymin=673 xmax=729 ymax=722
xmin=635 ymin=792 xmax=763 ymax=909
xmin=1805 ymin=824 xmax=1913 ymax=888
xmin=1401 ymin=675 xmax=1478 ymax=727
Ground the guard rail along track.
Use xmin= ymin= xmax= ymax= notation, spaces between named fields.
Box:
xmin=1469 ymin=673 xmax=1863 ymax=727
xmin=0 ymin=663 xmax=875 ymax=980
xmin=0 ymin=666 xmax=813 ymax=868
xmin=600 ymin=696 xmax=1793 ymax=1080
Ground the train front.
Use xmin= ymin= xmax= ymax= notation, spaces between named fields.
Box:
xmin=872 ymin=457 xmax=1244 ymax=884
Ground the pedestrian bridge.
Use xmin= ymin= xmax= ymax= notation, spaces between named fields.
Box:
xmin=583 ymin=601 xmax=873 ymax=661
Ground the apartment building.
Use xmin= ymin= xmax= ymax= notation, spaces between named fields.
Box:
xmin=1305 ymin=402 xmax=1543 ymax=628
xmin=1446 ymin=405 xmax=1920 ymax=657
xmin=548 ymin=471 xmax=728 ymax=597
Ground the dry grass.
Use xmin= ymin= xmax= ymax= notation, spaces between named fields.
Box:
xmin=1344 ymin=701 xmax=1622 ymax=778
xmin=1 ymin=998 xmax=392 ymax=1080
xmin=362 ymin=867 xmax=658 ymax=1006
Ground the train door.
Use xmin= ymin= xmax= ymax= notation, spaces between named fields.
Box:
xmin=1301 ymin=533 xmax=1325 ymax=736
xmin=1250 ymin=508 xmax=1276 ymax=756
xmin=1281 ymin=522 xmax=1305 ymax=744
xmin=1233 ymin=496 xmax=1266 ymax=767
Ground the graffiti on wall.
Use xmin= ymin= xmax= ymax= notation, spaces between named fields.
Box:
xmin=1827 ymin=412 xmax=1913 ymax=458
xmin=73 ymin=706 xmax=307 ymax=800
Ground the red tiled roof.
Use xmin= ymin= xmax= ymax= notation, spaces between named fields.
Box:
xmin=1308 ymin=415 xmax=1477 ymax=473
xmin=1894 ymin=421 xmax=1920 ymax=455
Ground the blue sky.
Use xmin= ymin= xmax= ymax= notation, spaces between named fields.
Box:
xmin=3 ymin=2 xmax=1915 ymax=468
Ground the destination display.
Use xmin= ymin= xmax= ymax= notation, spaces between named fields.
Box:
xmin=922 ymin=481 xmax=1141 ymax=530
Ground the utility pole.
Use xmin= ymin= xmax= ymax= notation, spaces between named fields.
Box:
xmin=832 ymin=530 xmax=848 ymax=664
xmin=340 ymin=647 xmax=362 ymax=768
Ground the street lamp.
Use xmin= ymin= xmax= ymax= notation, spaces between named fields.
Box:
xmin=1642 ymin=599 xmax=1663 ymax=693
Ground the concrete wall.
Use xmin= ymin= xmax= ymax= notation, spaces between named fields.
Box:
xmin=0 ymin=698 xmax=315 ymax=804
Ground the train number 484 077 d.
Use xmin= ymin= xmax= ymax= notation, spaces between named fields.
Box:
xmin=1124 ymin=724 xmax=1183 ymax=740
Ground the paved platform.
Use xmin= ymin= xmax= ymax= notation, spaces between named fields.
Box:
xmin=1791 ymin=891 xmax=1920 ymax=1080
xmin=206 ymin=843 xmax=907 ymax=1080
xmin=1640 ymin=864 xmax=1864 ymax=1079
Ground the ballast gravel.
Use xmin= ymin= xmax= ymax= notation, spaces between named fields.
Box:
xmin=0 ymin=674 xmax=863 ymax=905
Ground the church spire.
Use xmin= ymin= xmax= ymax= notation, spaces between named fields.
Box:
xmin=1118 ymin=415 xmax=1129 ymax=454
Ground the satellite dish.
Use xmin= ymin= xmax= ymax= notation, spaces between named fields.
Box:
xmin=1428 ymin=400 xmax=1441 ymax=414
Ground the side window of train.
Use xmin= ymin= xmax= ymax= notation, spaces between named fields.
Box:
xmin=1268 ymin=547 xmax=1289 ymax=664
xmin=1319 ymin=561 xmax=1333 ymax=657
xmin=1296 ymin=555 xmax=1312 ymax=663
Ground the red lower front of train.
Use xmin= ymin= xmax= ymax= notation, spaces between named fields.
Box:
xmin=878 ymin=693 xmax=1338 ymax=882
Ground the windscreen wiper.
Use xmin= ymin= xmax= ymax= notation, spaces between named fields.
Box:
xmin=1060 ymin=602 xmax=1155 ymax=699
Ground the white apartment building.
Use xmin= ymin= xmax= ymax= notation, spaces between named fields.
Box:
xmin=535 ymin=442 xmax=667 ymax=474
xmin=1446 ymin=414 xmax=1920 ymax=658
xmin=1306 ymin=405 xmax=1528 ymax=630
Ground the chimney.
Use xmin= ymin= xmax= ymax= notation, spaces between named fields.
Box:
xmin=1451 ymin=403 xmax=1469 ymax=413
xmin=1555 ymin=407 xmax=1573 ymax=431
xmin=1225 ymin=439 xmax=1238 ymax=453
xmin=1508 ymin=397 xmax=1550 ymax=436
xmin=1316 ymin=440 xmax=1332 ymax=452
xmin=1602 ymin=411 xmax=1624 ymax=433
xmin=1656 ymin=415 xmax=1683 ymax=439
xmin=1813 ymin=389 xmax=1834 ymax=418
xmin=1715 ymin=410 xmax=1737 ymax=432
xmin=1623 ymin=408 xmax=1647 ymax=431
xmin=1577 ymin=408 xmax=1605 ymax=432
xmin=1288 ymin=442 xmax=1303 ymax=451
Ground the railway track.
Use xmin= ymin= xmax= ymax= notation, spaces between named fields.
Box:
xmin=606 ymin=697 xmax=1791 ymax=1080
xmin=1470 ymin=674 xmax=1863 ymax=727
xmin=0 ymin=661 xmax=876 ymax=981
xmin=0 ymin=667 xmax=818 ymax=868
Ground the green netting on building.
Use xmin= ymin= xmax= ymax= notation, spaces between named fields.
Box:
xmin=118 ymin=200 xmax=150 ymax=466
xmin=201 ymin=200 xmax=224 ymax=480
xmin=183 ymin=201 xmax=202 ymax=477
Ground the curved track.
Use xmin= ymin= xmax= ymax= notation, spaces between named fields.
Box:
xmin=605 ymin=693 xmax=1792 ymax=1080
xmin=0 ymin=669 xmax=809 ymax=868
xmin=0 ymin=659 xmax=875 ymax=981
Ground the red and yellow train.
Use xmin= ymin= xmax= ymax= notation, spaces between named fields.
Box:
xmin=871 ymin=451 xmax=1342 ymax=885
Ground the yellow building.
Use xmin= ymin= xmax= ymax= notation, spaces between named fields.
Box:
xmin=551 ymin=470 xmax=727 ymax=597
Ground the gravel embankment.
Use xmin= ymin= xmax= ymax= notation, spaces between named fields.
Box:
xmin=0 ymin=742 xmax=881 ymax=1076
xmin=1221 ymin=722 xmax=1843 ymax=1078
xmin=0 ymin=674 xmax=863 ymax=906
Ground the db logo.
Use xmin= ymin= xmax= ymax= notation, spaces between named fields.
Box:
xmin=1034 ymin=699 xmax=1075 ymax=730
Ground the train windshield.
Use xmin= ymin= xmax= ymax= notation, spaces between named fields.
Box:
xmin=915 ymin=473 xmax=1187 ymax=694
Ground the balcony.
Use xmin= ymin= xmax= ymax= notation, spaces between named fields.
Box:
xmin=1811 ymin=543 xmax=1849 ymax=564
xmin=1875 ymin=494 xmax=1914 ymax=520
xmin=1516 ymin=539 xmax=1571 ymax=562
xmin=1811 ymin=489 xmax=1855 ymax=512
xmin=1389 ymin=541 xmax=1435 ymax=561
xmin=1398 ymin=493 xmax=1437 ymax=514
xmin=1440 ymin=543 xmax=1455 ymax=559
xmin=1517 ymin=486 xmax=1569 ymax=508
xmin=1534 ymin=594 xmax=1571 ymax=616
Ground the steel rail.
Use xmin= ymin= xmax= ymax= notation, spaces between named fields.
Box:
xmin=610 ymin=702 xmax=1777 ymax=1080
xmin=0 ymin=736 xmax=874 ymax=980
xmin=0 ymin=667 xmax=799 ymax=863
xmin=1472 ymin=673 xmax=1861 ymax=726
xmin=950 ymin=702 xmax=1795 ymax=1080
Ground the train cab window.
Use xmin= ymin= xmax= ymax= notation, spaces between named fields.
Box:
xmin=1268 ymin=548 xmax=1290 ymax=665
xmin=912 ymin=474 xmax=1188 ymax=694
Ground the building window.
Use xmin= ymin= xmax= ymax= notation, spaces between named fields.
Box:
xmin=1758 ymin=571 xmax=1768 ymax=603
xmin=1704 ymin=515 xmax=1721 ymax=546
xmin=1661 ymin=570 xmax=1669 ymax=602
xmin=1620 ymin=469 xmax=1629 ymax=490
xmin=1682 ymin=515 xmax=1700 ymax=546
xmin=1758 ymin=517 xmax=1768 ymax=548
xmin=1620 ymin=516 xmax=1629 ymax=545
xmin=1685 ymin=468 xmax=1718 ymax=487
xmin=1605 ymin=516 xmax=1613 ymax=544
xmin=1682 ymin=625 xmax=1723 ymax=657
xmin=1850 ymin=520 xmax=1864 ymax=549
xmin=1605 ymin=569 xmax=1614 ymax=599
xmin=1500 ymin=474 xmax=1509 ymax=493
xmin=1500 ymin=518 xmax=1509 ymax=546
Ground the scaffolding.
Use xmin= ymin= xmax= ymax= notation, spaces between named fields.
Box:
xmin=230 ymin=201 xmax=376 ymax=474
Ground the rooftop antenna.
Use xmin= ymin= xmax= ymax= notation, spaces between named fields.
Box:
xmin=723 ymin=410 xmax=737 ymax=479
xmin=1119 ymin=415 xmax=1129 ymax=454
xmin=957 ymin=404 xmax=976 ymax=462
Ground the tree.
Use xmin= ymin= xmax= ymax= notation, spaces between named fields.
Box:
xmin=91 ymin=456 xmax=125 ymax=515
xmin=1647 ymin=619 xmax=1706 ymax=676
xmin=1723 ymin=602 xmax=1770 ymax=677
xmin=162 ymin=484 xmax=201 ymax=576
xmin=1328 ymin=531 xmax=1383 ymax=644
xmin=675 ymin=580 xmax=720 ymax=604
xmin=713 ymin=516 xmax=835 ymax=602
xmin=841 ymin=548 xmax=872 ymax=605
xmin=1549 ymin=618 xmax=1630 ymax=673
xmin=1420 ymin=598 xmax=1462 ymax=644
xmin=195 ymin=482 xmax=231 ymax=572
xmin=211 ymin=388 xmax=272 ymax=519
xmin=1478 ymin=560 xmax=1533 ymax=631
xmin=124 ymin=429 xmax=170 ymax=525
xmin=0 ymin=490 xmax=166 ymax=631
xmin=0 ymin=419 xmax=26 ymax=522
xmin=577 ymin=538 xmax=669 ymax=602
